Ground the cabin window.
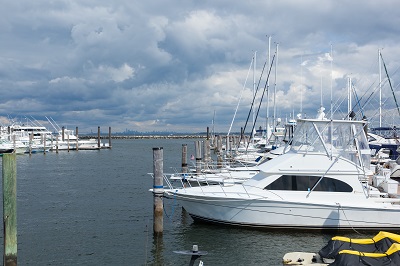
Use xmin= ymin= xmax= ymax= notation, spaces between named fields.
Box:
xmin=265 ymin=175 xmax=353 ymax=192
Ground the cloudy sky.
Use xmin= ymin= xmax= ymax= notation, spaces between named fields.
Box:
xmin=1 ymin=1 xmax=400 ymax=133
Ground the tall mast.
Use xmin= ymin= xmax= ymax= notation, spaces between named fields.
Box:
xmin=273 ymin=42 xmax=279 ymax=132
xmin=347 ymin=77 xmax=352 ymax=119
xmin=379 ymin=49 xmax=382 ymax=127
xmin=330 ymin=44 xmax=333 ymax=120
xmin=266 ymin=36 xmax=271 ymax=137
xmin=300 ymin=54 xmax=303 ymax=117
xmin=252 ymin=51 xmax=256 ymax=140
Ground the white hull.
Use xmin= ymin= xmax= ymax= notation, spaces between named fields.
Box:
xmin=169 ymin=188 xmax=400 ymax=229
xmin=162 ymin=119 xmax=400 ymax=230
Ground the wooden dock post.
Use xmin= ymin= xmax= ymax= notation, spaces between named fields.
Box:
xmin=97 ymin=126 xmax=101 ymax=148
xmin=62 ymin=126 xmax=65 ymax=142
xmin=195 ymin=141 xmax=202 ymax=173
xmin=29 ymin=134 xmax=33 ymax=155
xmin=3 ymin=153 xmax=17 ymax=266
xmin=108 ymin=127 xmax=112 ymax=148
xmin=225 ymin=136 xmax=230 ymax=158
xmin=55 ymin=135 xmax=59 ymax=153
xmin=203 ymin=139 xmax=211 ymax=169
xmin=153 ymin=147 xmax=164 ymax=235
xmin=182 ymin=144 xmax=188 ymax=173
xmin=67 ymin=133 xmax=70 ymax=152
xmin=76 ymin=127 xmax=79 ymax=151
xmin=43 ymin=134 xmax=46 ymax=155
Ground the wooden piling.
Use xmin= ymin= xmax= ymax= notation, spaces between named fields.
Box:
xmin=43 ymin=134 xmax=46 ymax=155
xmin=97 ymin=126 xmax=101 ymax=148
xmin=3 ymin=153 xmax=17 ymax=266
xmin=29 ymin=134 xmax=33 ymax=155
xmin=203 ymin=140 xmax=209 ymax=164
xmin=76 ymin=127 xmax=79 ymax=151
xmin=153 ymin=147 xmax=164 ymax=235
xmin=55 ymin=135 xmax=59 ymax=153
xmin=62 ymin=126 xmax=65 ymax=142
xmin=67 ymin=133 xmax=70 ymax=152
xmin=217 ymin=135 xmax=222 ymax=153
xmin=229 ymin=136 xmax=233 ymax=158
xmin=108 ymin=127 xmax=112 ymax=148
xmin=181 ymin=144 xmax=188 ymax=173
xmin=225 ymin=136 xmax=230 ymax=158
xmin=195 ymin=141 xmax=202 ymax=173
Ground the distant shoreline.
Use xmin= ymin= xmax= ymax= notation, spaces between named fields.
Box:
xmin=80 ymin=135 xmax=209 ymax=139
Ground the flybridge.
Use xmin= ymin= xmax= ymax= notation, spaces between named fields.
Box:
xmin=287 ymin=118 xmax=371 ymax=170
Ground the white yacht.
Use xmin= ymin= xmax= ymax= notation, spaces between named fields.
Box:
xmin=164 ymin=118 xmax=400 ymax=229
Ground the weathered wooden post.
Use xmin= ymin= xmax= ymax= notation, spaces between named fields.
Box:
xmin=206 ymin=127 xmax=209 ymax=140
xmin=55 ymin=135 xmax=59 ymax=153
xmin=153 ymin=147 xmax=164 ymax=235
xmin=97 ymin=126 xmax=101 ymax=148
xmin=43 ymin=134 xmax=46 ymax=155
xmin=217 ymin=135 xmax=222 ymax=153
xmin=67 ymin=133 xmax=70 ymax=152
xmin=29 ymin=134 xmax=33 ymax=155
xmin=12 ymin=135 xmax=15 ymax=154
xmin=62 ymin=126 xmax=65 ymax=142
xmin=181 ymin=144 xmax=188 ymax=174
xmin=3 ymin=153 xmax=17 ymax=266
xmin=108 ymin=127 xmax=112 ymax=148
xmin=75 ymin=127 xmax=79 ymax=151
xmin=229 ymin=136 xmax=233 ymax=158
xmin=195 ymin=141 xmax=202 ymax=174
xmin=203 ymin=140 xmax=209 ymax=166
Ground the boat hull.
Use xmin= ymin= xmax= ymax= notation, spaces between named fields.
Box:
xmin=170 ymin=191 xmax=400 ymax=230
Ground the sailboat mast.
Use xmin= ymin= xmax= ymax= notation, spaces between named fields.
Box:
xmin=300 ymin=54 xmax=303 ymax=116
xmin=379 ymin=49 xmax=382 ymax=127
xmin=273 ymin=42 xmax=278 ymax=132
xmin=266 ymin=36 xmax=271 ymax=137
xmin=330 ymin=44 xmax=333 ymax=120
xmin=347 ymin=77 xmax=352 ymax=118
xmin=253 ymin=51 xmax=256 ymax=141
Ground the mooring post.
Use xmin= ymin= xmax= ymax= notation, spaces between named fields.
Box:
xmin=108 ymin=127 xmax=112 ymax=148
xmin=76 ymin=127 xmax=79 ymax=151
xmin=3 ymin=153 xmax=17 ymax=266
xmin=225 ymin=136 xmax=230 ymax=158
xmin=229 ymin=136 xmax=233 ymax=158
xmin=67 ymin=133 xmax=70 ymax=152
xmin=62 ymin=126 xmax=65 ymax=142
xmin=153 ymin=147 xmax=164 ymax=235
xmin=43 ymin=134 xmax=46 ymax=155
xmin=56 ymin=135 xmax=59 ymax=153
xmin=97 ymin=126 xmax=101 ymax=148
xmin=182 ymin=144 xmax=188 ymax=174
xmin=194 ymin=141 xmax=202 ymax=174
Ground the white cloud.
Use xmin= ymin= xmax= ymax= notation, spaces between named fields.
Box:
xmin=0 ymin=1 xmax=400 ymax=132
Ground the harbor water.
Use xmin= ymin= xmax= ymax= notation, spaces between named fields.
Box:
xmin=0 ymin=139 xmax=381 ymax=265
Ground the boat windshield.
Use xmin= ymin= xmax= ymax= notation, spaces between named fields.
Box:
xmin=290 ymin=119 xmax=370 ymax=168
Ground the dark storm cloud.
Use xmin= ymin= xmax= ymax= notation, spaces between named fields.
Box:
xmin=0 ymin=0 xmax=399 ymax=132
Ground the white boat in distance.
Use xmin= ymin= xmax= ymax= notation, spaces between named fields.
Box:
xmin=164 ymin=118 xmax=400 ymax=230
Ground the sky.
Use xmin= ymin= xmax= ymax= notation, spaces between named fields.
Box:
xmin=1 ymin=0 xmax=400 ymax=134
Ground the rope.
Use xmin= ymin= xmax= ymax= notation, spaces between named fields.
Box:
xmin=337 ymin=203 xmax=363 ymax=235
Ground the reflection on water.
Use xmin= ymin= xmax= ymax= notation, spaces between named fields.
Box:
xmin=0 ymin=139 xmax=384 ymax=265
